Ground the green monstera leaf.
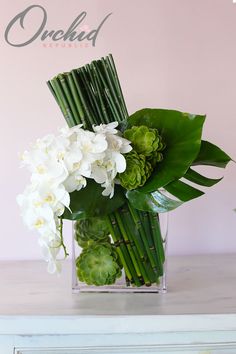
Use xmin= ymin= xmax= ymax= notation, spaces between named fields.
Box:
xmin=184 ymin=168 xmax=223 ymax=187
xmin=126 ymin=189 xmax=183 ymax=213
xmin=164 ymin=180 xmax=204 ymax=202
xmin=127 ymin=108 xmax=206 ymax=192
xmin=62 ymin=180 xmax=126 ymax=220
xmin=126 ymin=111 xmax=232 ymax=213
xmin=160 ymin=140 xmax=232 ymax=204
xmin=126 ymin=141 xmax=232 ymax=213
xmin=192 ymin=140 xmax=232 ymax=168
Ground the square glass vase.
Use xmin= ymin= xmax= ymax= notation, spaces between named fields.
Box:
xmin=72 ymin=206 xmax=168 ymax=293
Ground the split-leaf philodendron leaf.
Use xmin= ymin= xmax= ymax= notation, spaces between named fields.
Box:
xmin=184 ymin=168 xmax=223 ymax=187
xmin=126 ymin=109 xmax=232 ymax=213
xmin=126 ymin=189 xmax=183 ymax=213
xmin=192 ymin=140 xmax=232 ymax=168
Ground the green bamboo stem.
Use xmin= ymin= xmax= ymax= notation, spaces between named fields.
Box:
xmin=143 ymin=261 xmax=159 ymax=284
xmin=93 ymin=61 xmax=122 ymax=123
xmin=58 ymin=74 xmax=80 ymax=126
xmin=105 ymin=216 xmax=133 ymax=282
xmin=111 ymin=215 xmax=142 ymax=287
xmin=107 ymin=214 xmax=142 ymax=287
xmin=120 ymin=206 xmax=146 ymax=260
xmin=78 ymin=67 xmax=106 ymax=124
xmin=119 ymin=206 xmax=152 ymax=286
xmin=71 ymin=70 xmax=96 ymax=128
xmin=104 ymin=89 xmax=122 ymax=123
xmin=75 ymin=68 xmax=99 ymax=123
xmin=89 ymin=63 xmax=110 ymax=124
xmin=148 ymin=214 xmax=164 ymax=277
xmin=138 ymin=210 xmax=160 ymax=272
xmin=48 ymin=55 xmax=128 ymax=128
xmin=128 ymin=204 xmax=157 ymax=271
xmin=65 ymin=72 xmax=87 ymax=128
xmin=107 ymin=54 xmax=129 ymax=120
xmin=50 ymin=77 xmax=75 ymax=127
xmin=149 ymin=213 xmax=165 ymax=271
xmin=138 ymin=211 xmax=155 ymax=249
xmin=127 ymin=203 xmax=159 ymax=283
xmin=156 ymin=214 xmax=166 ymax=263
xmin=114 ymin=211 xmax=142 ymax=279
xmin=101 ymin=58 xmax=125 ymax=121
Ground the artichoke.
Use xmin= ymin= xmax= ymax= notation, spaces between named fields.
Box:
xmin=119 ymin=151 xmax=153 ymax=190
xmin=74 ymin=217 xmax=110 ymax=247
xmin=124 ymin=125 xmax=165 ymax=157
xmin=76 ymin=243 xmax=122 ymax=286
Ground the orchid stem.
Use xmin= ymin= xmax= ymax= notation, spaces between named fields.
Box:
xmin=59 ymin=218 xmax=69 ymax=258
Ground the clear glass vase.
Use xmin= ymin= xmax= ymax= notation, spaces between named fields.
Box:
xmin=72 ymin=204 xmax=168 ymax=293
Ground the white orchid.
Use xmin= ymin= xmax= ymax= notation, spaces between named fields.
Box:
xmin=93 ymin=121 xmax=119 ymax=135
xmin=17 ymin=122 xmax=132 ymax=273
xmin=64 ymin=171 xmax=87 ymax=193
xmin=38 ymin=234 xmax=62 ymax=274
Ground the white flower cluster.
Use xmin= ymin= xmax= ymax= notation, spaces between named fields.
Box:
xmin=17 ymin=122 xmax=132 ymax=273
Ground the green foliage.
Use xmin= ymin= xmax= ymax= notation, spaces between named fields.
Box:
xmin=126 ymin=189 xmax=183 ymax=213
xmin=119 ymin=151 xmax=153 ymax=190
xmin=125 ymin=111 xmax=232 ymax=213
xmin=62 ymin=180 xmax=126 ymax=220
xmin=164 ymin=180 xmax=204 ymax=202
xmin=192 ymin=140 xmax=232 ymax=168
xmin=76 ymin=243 xmax=122 ymax=286
xmin=184 ymin=168 xmax=222 ymax=187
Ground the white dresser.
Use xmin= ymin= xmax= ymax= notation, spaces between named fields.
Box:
xmin=1 ymin=255 xmax=236 ymax=354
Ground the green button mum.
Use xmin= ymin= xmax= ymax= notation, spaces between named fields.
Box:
xmin=124 ymin=125 xmax=165 ymax=157
xmin=119 ymin=151 xmax=153 ymax=190
xmin=76 ymin=243 xmax=122 ymax=286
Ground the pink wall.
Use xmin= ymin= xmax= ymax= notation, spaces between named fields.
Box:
xmin=0 ymin=0 xmax=235 ymax=260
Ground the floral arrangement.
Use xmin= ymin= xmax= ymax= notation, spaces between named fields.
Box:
xmin=18 ymin=54 xmax=231 ymax=288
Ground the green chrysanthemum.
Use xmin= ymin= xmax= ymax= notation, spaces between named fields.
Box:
xmin=76 ymin=243 xmax=122 ymax=286
xmin=119 ymin=151 xmax=153 ymax=190
xmin=124 ymin=125 xmax=165 ymax=157
xmin=74 ymin=217 xmax=110 ymax=248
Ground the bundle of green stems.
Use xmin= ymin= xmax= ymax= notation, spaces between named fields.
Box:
xmin=48 ymin=54 xmax=165 ymax=287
